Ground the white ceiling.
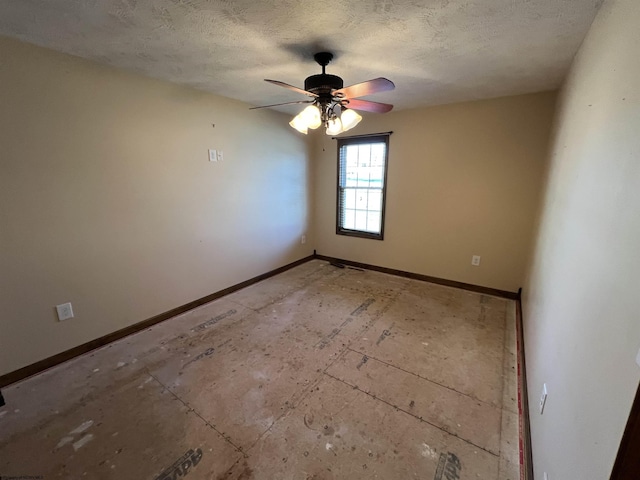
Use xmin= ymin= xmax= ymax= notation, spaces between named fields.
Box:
xmin=0 ymin=0 xmax=603 ymax=113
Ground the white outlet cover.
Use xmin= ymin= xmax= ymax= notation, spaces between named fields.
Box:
xmin=56 ymin=302 xmax=74 ymax=321
xmin=216 ymin=150 xmax=223 ymax=161
xmin=471 ymin=255 xmax=481 ymax=266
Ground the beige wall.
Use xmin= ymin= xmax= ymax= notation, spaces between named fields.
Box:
xmin=522 ymin=0 xmax=640 ymax=478
xmin=313 ymin=92 xmax=556 ymax=293
xmin=0 ymin=36 xmax=312 ymax=376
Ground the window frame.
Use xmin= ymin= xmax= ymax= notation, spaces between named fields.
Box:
xmin=335 ymin=134 xmax=390 ymax=240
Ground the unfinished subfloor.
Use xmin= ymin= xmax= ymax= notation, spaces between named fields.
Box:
xmin=0 ymin=260 xmax=520 ymax=479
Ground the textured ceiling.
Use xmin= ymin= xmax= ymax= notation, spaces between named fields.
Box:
xmin=0 ymin=0 xmax=603 ymax=113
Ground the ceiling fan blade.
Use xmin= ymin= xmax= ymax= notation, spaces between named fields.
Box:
xmin=333 ymin=78 xmax=395 ymax=99
xmin=249 ymin=100 xmax=313 ymax=110
xmin=264 ymin=79 xmax=318 ymax=98
xmin=344 ymin=99 xmax=394 ymax=113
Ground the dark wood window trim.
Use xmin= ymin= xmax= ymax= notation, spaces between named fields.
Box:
xmin=335 ymin=134 xmax=390 ymax=240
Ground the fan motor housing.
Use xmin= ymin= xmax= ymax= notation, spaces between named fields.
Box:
xmin=304 ymin=74 xmax=343 ymax=94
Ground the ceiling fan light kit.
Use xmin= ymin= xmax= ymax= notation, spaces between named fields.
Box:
xmin=253 ymin=52 xmax=394 ymax=136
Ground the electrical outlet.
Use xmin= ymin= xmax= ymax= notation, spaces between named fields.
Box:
xmin=540 ymin=383 xmax=548 ymax=414
xmin=217 ymin=150 xmax=223 ymax=161
xmin=471 ymin=255 xmax=481 ymax=266
xmin=56 ymin=302 xmax=74 ymax=321
xmin=301 ymin=235 xmax=306 ymax=244
xmin=208 ymin=149 xmax=217 ymax=162
xmin=544 ymin=473 xmax=549 ymax=480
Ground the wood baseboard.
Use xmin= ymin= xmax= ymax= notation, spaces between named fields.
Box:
xmin=1 ymin=253 xmax=519 ymax=389
xmin=314 ymin=254 xmax=518 ymax=300
xmin=0 ymin=254 xmax=315 ymax=388
xmin=516 ymin=290 xmax=534 ymax=480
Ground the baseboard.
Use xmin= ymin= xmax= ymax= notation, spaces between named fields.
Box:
xmin=1 ymin=253 xmax=519 ymax=388
xmin=516 ymin=290 xmax=534 ymax=480
xmin=0 ymin=254 xmax=315 ymax=388
xmin=314 ymin=254 xmax=518 ymax=300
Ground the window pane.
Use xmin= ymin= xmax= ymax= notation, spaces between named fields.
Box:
xmin=355 ymin=189 xmax=368 ymax=210
xmin=358 ymin=144 xmax=371 ymax=166
xmin=346 ymin=146 xmax=359 ymax=167
xmin=368 ymin=190 xmax=382 ymax=210
xmin=345 ymin=168 xmax=357 ymax=187
xmin=371 ymin=144 xmax=385 ymax=165
xmin=370 ymin=166 xmax=384 ymax=185
xmin=366 ymin=211 xmax=381 ymax=233
xmin=345 ymin=189 xmax=356 ymax=209
xmin=356 ymin=166 xmax=368 ymax=187
xmin=343 ymin=209 xmax=355 ymax=230
xmin=355 ymin=210 xmax=367 ymax=230
xmin=345 ymin=146 xmax=359 ymax=187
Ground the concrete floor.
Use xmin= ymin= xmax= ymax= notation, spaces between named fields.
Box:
xmin=0 ymin=260 xmax=520 ymax=479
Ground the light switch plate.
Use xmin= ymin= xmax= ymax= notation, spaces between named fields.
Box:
xmin=636 ymin=347 xmax=640 ymax=368
xmin=208 ymin=149 xmax=217 ymax=162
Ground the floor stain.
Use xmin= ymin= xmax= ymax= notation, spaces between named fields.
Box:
xmin=376 ymin=323 xmax=395 ymax=345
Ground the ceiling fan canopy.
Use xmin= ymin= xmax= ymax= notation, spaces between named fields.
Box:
xmin=303 ymin=52 xmax=343 ymax=92
xmin=251 ymin=52 xmax=395 ymax=135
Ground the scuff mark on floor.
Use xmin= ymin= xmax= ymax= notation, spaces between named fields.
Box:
xmin=376 ymin=323 xmax=395 ymax=345
xmin=182 ymin=347 xmax=215 ymax=368
xmin=191 ymin=309 xmax=237 ymax=333
xmin=55 ymin=436 xmax=74 ymax=449
xmin=356 ymin=355 xmax=369 ymax=370
xmin=70 ymin=420 xmax=94 ymax=435
xmin=351 ymin=298 xmax=375 ymax=316
xmin=138 ymin=376 xmax=154 ymax=389
xmin=72 ymin=433 xmax=94 ymax=451
xmin=421 ymin=442 xmax=438 ymax=459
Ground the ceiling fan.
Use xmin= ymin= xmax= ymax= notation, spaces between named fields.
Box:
xmin=251 ymin=52 xmax=395 ymax=135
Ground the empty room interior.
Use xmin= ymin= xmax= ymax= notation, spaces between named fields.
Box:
xmin=1 ymin=0 xmax=639 ymax=479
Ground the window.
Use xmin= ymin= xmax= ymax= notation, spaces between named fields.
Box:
xmin=336 ymin=134 xmax=389 ymax=240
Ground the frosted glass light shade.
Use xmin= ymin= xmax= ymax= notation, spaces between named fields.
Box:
xmin=340 ymin=109 xmax=362 ymax=131
xmin=326 ymin=117 xmax=343 ymax=135
xmin=289 ymin=114 xmax=308 ymax=134
xmin=300 ymin=105 xmax=322 ymax=129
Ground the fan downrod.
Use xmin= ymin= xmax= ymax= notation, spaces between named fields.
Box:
xmin=314 ymin=52 xmax=334 ymax=73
